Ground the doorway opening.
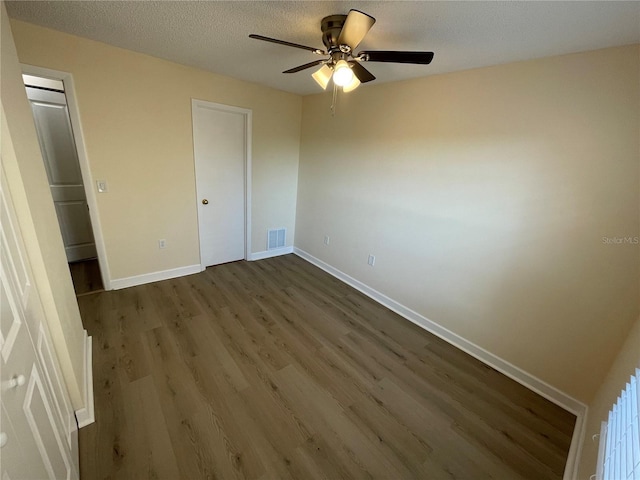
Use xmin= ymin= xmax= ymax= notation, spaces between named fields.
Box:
xmin=22 ymin=73 xmax=105 ymax=296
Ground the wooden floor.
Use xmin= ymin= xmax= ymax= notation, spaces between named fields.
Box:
xmin=70 ymin=259 xmax=104 ymax=296
xmin=78 ymin=254 xmax=575 ymax=479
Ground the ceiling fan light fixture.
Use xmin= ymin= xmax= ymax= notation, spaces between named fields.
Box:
xmin=342 ymin=74 xmax=360 ymax=93
xmin=311 ymin=64 xmax=332 ymax=90
xmin=249 ymin=9 xmax=434 ymax=94
xmin=332 ymin=60 xmax=354 ymax=87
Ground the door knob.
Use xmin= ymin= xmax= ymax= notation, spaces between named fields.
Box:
xmin=0 ymin=432 xmax=7 ymax=448
xmin=202 ymin=199 xmax=209 ymax=205
xmin=8 ymin=374 xmax=26 ymax=389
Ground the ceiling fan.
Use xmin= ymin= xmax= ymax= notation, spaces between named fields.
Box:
xmin=249 ymin=9 xmax=434 ymax=92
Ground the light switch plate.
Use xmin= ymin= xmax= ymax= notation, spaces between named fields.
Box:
xmin=96 ymin=180 xmax=108 ymax=193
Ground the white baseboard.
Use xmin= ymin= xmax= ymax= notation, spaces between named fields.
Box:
xmin=292 ymin=247 xmax=586 ymax=415
xmin=248 ymin=246 xmax=294 ymax=261
xmin=110 ymin=264 xmax=203 ymax=290
xmin=75 ymin=331 xmax=94 ymax=428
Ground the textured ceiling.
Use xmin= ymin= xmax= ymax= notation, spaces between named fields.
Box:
xmin=6 ymin=1 xmax=640 ymax=95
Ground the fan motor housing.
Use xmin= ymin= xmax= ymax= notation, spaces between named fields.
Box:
xmin=321 ymin=15 xmax=347 ymax=50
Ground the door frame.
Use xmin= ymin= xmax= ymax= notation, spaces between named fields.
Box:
xmin=21 ymin=64 xmax=111 ymax=290
xmin=191 ymin=99 xmax=252 ymax=269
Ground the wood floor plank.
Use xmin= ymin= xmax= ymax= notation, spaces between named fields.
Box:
xmin=293 ymin=434 xmax=358 ymax=480
xmin=80 ymin=345 xmax=128 ymax=479
xmin=187 ymin=313 xmax=251 ymax=393
xmin=79 ymin=255 xmax=574 ymax=479
xmin=373 ymin=376 xmax=529 ymax=480
xmin=342 ymin=326 xmax=569 ymax=478
xmin=145 ymin=281 xmax=200 ymax=359
xmin=344 ymin=397 xmax=433 ymax=477
xmin=70 ymin=258 xmax=104 ymax=295
xmin=113 ymin=306 xmax=152 ymax=383
xmin=123 ymin=375 xmax=181 ymax=479
xmin=274 ymin=364 xmax=408 ymax=479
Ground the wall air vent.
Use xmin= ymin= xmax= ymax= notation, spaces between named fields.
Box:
xmin=267 ymin=228 xmax=286 ymax=250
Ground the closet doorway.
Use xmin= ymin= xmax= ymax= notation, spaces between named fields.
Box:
xmin=23 ymin=72 xmax=106 ymax=295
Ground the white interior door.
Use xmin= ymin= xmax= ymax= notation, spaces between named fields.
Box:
xmin=26 ymin=86 xmax=96 ymax=263
xmin=0 ymin=167 xmax=79 ymax=479
xmin=192 ymin=100 xmax=249 ymax=267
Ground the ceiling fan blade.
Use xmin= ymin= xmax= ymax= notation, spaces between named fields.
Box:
xmin=349 ymin=61 xmax=376 ymax=83
xmin=283 ymin=60 xmax=326 ymax=74
xmin=337 ymin=9 xmax=376 ymax=50
xmin=358 ymin=51 xmax=434 ymax=64
xmin=249 ymin=34 xmax=326 ymax=55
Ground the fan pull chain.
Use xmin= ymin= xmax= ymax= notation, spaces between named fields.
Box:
xmin=331 ymin=83 xmax=338 ymax=117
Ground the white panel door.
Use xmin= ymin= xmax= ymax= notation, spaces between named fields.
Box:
xmin=26 ymin=86 xmax=96 ymax=263
xmin=0 ymin=168 xmax=79 ymax=480
xmin=192 ymin=100 xmax=247 ymax=267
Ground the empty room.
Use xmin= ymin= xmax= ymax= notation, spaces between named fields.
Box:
xmin=1 ymin=1 xmax=639 ymax=479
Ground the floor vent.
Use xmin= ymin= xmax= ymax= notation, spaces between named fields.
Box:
xmin=267 ymin=228 xmax=286 ymax=250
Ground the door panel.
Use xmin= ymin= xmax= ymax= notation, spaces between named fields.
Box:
xmin=36 ymin=325 xmax=74 ymax=446
xmin=193 ymin=101 xmax=247 ymax=267
xmin=50 ymin=185 xmax=85 ymax=202
xmin=0 ymin=270 xmax=22 ymax=363
xmin=2 ymin=403 xmax=50 ymax=480
xmin=0 ymin=169 xmax=79 ymax=479
xmin=25 ymin=86 xmax=96 ymax=262
xmin=54 ymin=201 xmax=95 ymax=245
xmin=23 ymin=365 xmax=71 ymax=480
xmin=29 ymin=96 xmax=82 ymax=186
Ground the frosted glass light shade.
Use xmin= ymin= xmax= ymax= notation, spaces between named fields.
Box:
xmin=342 ymin=75 xmax=360 ymax=92
xmin=332 ymin=60 xmax=354 ymax=87
xmin=311 ymin=65 xmax=332 ymax=90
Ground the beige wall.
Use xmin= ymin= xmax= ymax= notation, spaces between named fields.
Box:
xmin=10 ymin=20 xmax=302 ymax=282
xmin=577 ymin=315 xmax=640 ymax=478
xmin=1 ymin=5 xmax=85 ymax=407
xmin=296 ymin=45 xmax=640 ymax=403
